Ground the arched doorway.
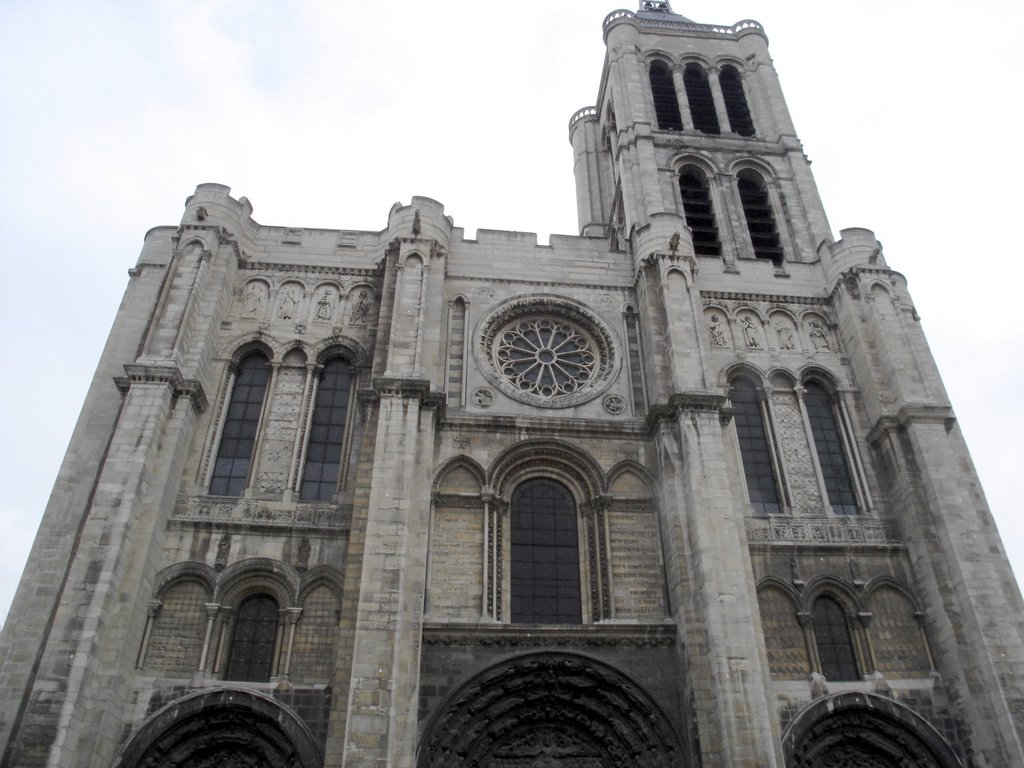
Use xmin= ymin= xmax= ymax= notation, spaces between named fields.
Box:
xmin=783 ymin=692 xmax=964 ymax=768
xmin=112 ymin=688 xmax=322 ymax=768
xmin=419 ymin=652 xmax=685 ymax=767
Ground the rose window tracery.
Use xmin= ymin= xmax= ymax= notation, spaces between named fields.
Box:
xmin=496 ymin=318 xmax=597 ymax=398
xmin=477 ymin=298 xmax=619 ymax=408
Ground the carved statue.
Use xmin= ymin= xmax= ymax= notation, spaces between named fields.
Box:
xmin=708 ymin=314 xmax=727 ymax=347
xmin=243 ymin=282 xmax=265 ymax=316
xmin=278 ymin=287 xmax=298 ymax=320
xmin=215 ymin=533 xmax=231 ymax=572
xmin=774 ymin=321 xmax=795 ymax=350
xmin=741 ymin=316 xmax=760 ymax=348
xmin=315 ymin=290 xmax=333 ymax=321
xmin=412 ymin=210 xmax=421 ymax=236
xmin=669 ymin=231 xmax=680 ymax=253
xmin=809 ymin=319 xmax=830 ymax=351
xmin=349 ymin=289 xmax=370 ymax=325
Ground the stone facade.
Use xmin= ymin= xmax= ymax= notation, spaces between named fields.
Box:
xmin=1 ymin=3 xmax=1023 ymax=767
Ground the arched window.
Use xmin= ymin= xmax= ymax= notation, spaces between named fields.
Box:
xmin=300 ymin=357 xmax=353 ymax=501
xmin=683 ymin=63 xmax=720 ymax=134
xmin=804 ymin=382 xmax=859 ymax=515
xmin=679 ymin=166 xmax=721 ymax=256
xmin=719 ymin=65 xmax=754 ymax=137
xmin=649 ymin=61 xmax=683 ymax=131
xmin=731 ymin=378 xmax=781 ymax=515
xmin=812 ymin=596 xmax=859 ymax=681
xmin=510 ymin=479 xmax=581 ymax=624
xmin=226 ymin=593 xmax=279 ymax=682
xmin=210 ymin=352 xmax=270 ymax=496
xmin=737 ymin=169 xmax=783 ymax=265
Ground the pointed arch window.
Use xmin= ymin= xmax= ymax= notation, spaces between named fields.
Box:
xmin=684 ymin=63 xmax=720 ymax=134
xmin=804 ymin=382 xmax=859 ymax=515
xmin=812 ymin=596 xmax=859 ymax=681
xmin=737 ymin=169 xmax=783 ymax=265
xmin=649 ymin=61 xmax=683 ymax=131
xmin=731 ymin=378 xmax=781 ymax=515
xmin=300 ymin=357 xmax=353 ymax=501
xmin=226 ymin=593 xmax=279 ymax=682
xmin=209 ymin=353 xmax=270 ymax=496
xmin=679 ymin=166 xmax=721 ymax=256
xmin=719 ymin=65 xmax=755 ymax=137
xmin=510 ymin=479 xmax=581 ymax=624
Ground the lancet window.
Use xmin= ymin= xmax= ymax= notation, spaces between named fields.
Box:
xmin=209 ymin=352 xmax=270 ymax=496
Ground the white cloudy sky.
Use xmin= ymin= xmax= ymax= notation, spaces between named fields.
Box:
xmin=0 ymin=0 xmax=1021 ymax=622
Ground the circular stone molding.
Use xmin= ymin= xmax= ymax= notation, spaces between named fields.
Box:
xmin=476 ymin=296 xmax=619 ymax=408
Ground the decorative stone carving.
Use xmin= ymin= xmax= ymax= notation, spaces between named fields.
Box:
xmin=708 ymin=313 xmax=728 ymax=347
xmin=808 ymin=318 xmax=831 ymax=352
xmin=243 ymin=281 xmax=267 ymax=317
xmin=771 ymin=390 xmax=824 ymax=514
xmin=295 ymin=537 xmax=311 ymax=572
xmin=745 ymin=517 xmax=898 ymax=546
xmin=174 ymin=497 xmax=350 ymax=530
xmin=472 ymin=387 xmax=494 ymax=408
xmin=215 ymin=533 xmax=231 ymax=571
xmin=313 ymin=287 xmax=335 ymax=322
xmin=602 ymin=394 xmax=625 ymax=415
xmin=451 ymin=434 xmax=471 ymax=450
xmin=277 ymin=285 xmax=300 ymax=320
xmin=741 ymin=315 xmax=761 ymax=348
xmin=477 ymin=297 xmax=618 ymax=408
xmin=420 ymin=652 xmax=683 ymax=768
xmin=348 ymin=289 xmax=370 ymax=325
xmin=774 ymin=320 xmax=796 ymax=350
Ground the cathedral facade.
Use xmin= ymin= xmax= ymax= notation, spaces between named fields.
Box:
xmin=2 ymin=3 xmax=1023 ymax=767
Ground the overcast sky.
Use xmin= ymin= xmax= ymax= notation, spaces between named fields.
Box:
xmin=0 ymin=0 xmax=1021 ymax=623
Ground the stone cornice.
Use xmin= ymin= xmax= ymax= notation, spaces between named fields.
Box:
xmin=242 ymin=261 xmax=382 ymax=279
xmin=700 ymin=289 xmax=829 ymax=306
xmin=441 ymin=413 xmax=649 ymax=440
xmin=422 ymin=622 xmax=676 ymax=648
xmin=646 ymin=391 xmax=730 ymax=429
xmin=369 ymin=377 xmax=446 ymax=409
xmin=445 ymin=273 xmax=633 ymax=293
xmin=867 ymin=404 xmax=956 ymax=445
xmin=115 ymin=364 xmax=208 ymax=414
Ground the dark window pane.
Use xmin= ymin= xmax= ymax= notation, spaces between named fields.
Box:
xmin=209 ymin=354 xmax=269 ymax=496
xmin=679 ymin=167 xmax=721 ymax=256
xmin=684 ymin=63 xmax=720 ymax=134
xmin=813 ymin=596 xmax=859 ymax=681
xmin=720 ymin=65 xmax=755 ymax=137
xmin=649 ymin=61 xmax=683 ymax=130
xmin=731 ymin=378 xmax=781 ymax=515
xmin=510 ymin=479 xmax=581 ymax=624
xmin=226 ymin=594 xmax=278 ymax=682
xmin=301 ymin=358 xmax=353 ymax=501
xmin=804 ymin=382 xmax=859 ymax=515
xmin=737 ymin=170 xmax=783 ymax=265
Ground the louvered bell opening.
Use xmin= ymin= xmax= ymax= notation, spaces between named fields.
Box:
xmin=738 ymin=174 xmax=783 ymax=265
xmin=649 ymin=62 xmax=683 ymax=131
xmin=679 ymin=169 xmax=721 ymax=256
xmin=720 ymin=67 xmax=755 ymax=137
xmin=684 ymin=65 xmax=720 ymax=135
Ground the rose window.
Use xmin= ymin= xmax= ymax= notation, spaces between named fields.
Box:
xmin=477 ymin=298 xmax=619 ymax=408
xmin=496 ymin=319 xmax=597 ymax=398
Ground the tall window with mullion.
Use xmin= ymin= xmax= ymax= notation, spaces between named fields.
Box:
xmin=812 ymin=595 xmax=859 ymax=681
xmin=804 ymin=382 xmax=859 ymax=515
xmin=225 ymin=594 xmax=279 ymax=682
xmin=731 ymin=378 xmax=781 ymax=515
xmin=209 ymin=353 xmax=270 ymax=496
xmin=510 ymin=479 xmax=581 ymax=624
xmin=300 ymin=358 xmax=353 ymax=501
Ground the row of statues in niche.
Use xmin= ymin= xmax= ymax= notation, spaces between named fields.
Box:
xmin=243 ymin=282 xmax=372 ymax=326
xmin=708 ymin=313 xmax=831 ymax=352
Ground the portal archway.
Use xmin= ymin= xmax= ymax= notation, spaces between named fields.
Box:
xmin=112 ymin=687 xmax=322 ymax=768
xmin=783 ymin=692 xmax=963 ymax=768
xmin=419 ymin=652 xmax=684 ymax=767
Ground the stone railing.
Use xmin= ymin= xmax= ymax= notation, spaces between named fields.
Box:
xmin=603 ymin=10 xmax=764 ymax=39
xmin=568 ymin=106 xmax=598 ymax=131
